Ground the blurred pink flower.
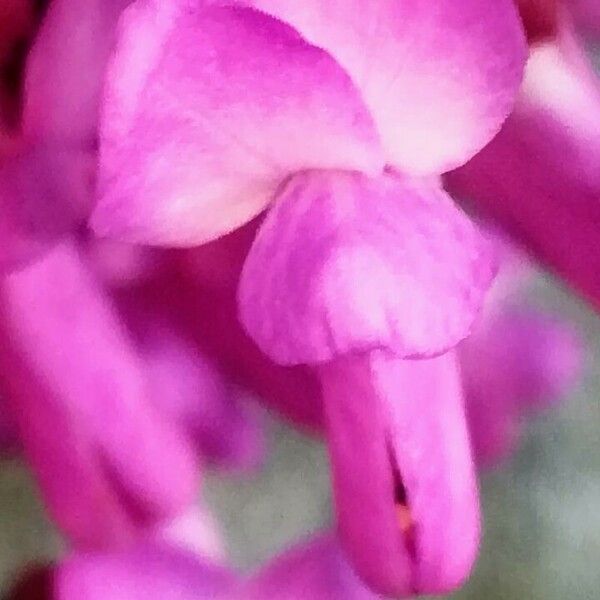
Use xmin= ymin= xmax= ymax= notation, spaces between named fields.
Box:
xmin=0 ymin=0 xmax=131 ymax=271
xmin=567 ymin=0 xmax=600 ymax=39
xmin=447 ymin=1 xmax=600 ymax=310
xmin=0 ymin=241 xmax=200 ymax=549
xmin=459 ymin=240 xmax=583 ymax=467
xmin=0 ymin=237 xmax=266 ymax=549
xmin=5 ymin=505 xmax=236 ymax=600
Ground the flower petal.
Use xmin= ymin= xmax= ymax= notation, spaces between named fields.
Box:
xmin=93 ymin=3 xmax=382 ymax=245
xmin=23 ymin=0 xmax=131 ymax=144
xmin=156 ymin=505 xmax=227 ymax=565
xmin=118 ymin=297 xmax=266 ymax=473
xmin=446 ymin=32 xmax=600 ymax=310
xmin=247 ymin=0 xmax=527 ymax=174
xmin=57 ymin=544 xmax=237 ymax=600
xmin=568 ymin=0 xmax=600 ymax=38
xmin=247 ymin=533 xmax=378 ymax=599
xmin=320 ymin=351 xmax=479 ymax=595
xmin=460 ymin=309 xmax=583 ymax=466
xmin=127 ymin=240 xmax=324 ymax=431
xmin=239 ymin=171 xmax=495 ymax=364
xmin=0 ymin=357 xmax=140 ymax=547
xmin=0 ymin=242 xmax=199 ymax=545
xmin=0 ymin=143 xmax=95 ymax=272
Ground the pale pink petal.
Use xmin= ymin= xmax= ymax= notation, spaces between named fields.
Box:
xmin=157 ymin=505 xmax=227 ymax=565
xmin=93 ymin=3 xmax=382 ymax=245
xmin=247 ymin=533 xmax=378 ymax=599
xmin=239 ymin=171 xmax=495 ymax=364
xmin=321 ymin=352 xmax=479 ymax=595
xmin=247 ymin=0 xmax=527 ymax=174
xmin=446 ymin=31 xmax=600 ymax=309
xmin=0 ymin=241 xmax=199 ymax=545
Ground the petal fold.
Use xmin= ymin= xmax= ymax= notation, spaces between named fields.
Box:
xmin=239 ymin=170 xmax=495 ymax=364
xmin=320 ymin=351 xmax=480 ymax=595
xmin=248 ymin=0 xmax=527 ymax=174
xmin=94 ymin=3 xmax=382 ymax=245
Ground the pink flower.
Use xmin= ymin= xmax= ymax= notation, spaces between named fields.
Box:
xmin=11 ymin=2 xmax=590 ymax=598
xmin=88 ymin=2 xmax=527 ymax=595
xmin=447 ymin=1 xmax=600 ymax=310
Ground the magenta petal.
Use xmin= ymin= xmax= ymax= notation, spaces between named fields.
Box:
xmin=0 ymin=242 xmax=198 ymax=544
xmin=248 ymin=0 xmax=527 ymax=174
xmin=87 ymin=238 xmax=163 ymax=286
xmin=321 ymin=352 xmax=480 ymax=596
xmin=93 ymin=3 xmax=382 ymax=245
xmin=239 ymin=171 xmax=495 ymax=365
xmin=446 ymin=33 xmax=600 ymax=309
xmin=568 ymin=0 xmax=600 ymax=38
xmin=23 ymin=0 xmax=131 ymax=144
xmin=132 ymin=316 xmax=266 ymax=472
xmin=113 ymin=254 xmax=324 ymax=433
xmin=0 ymin=362 xmax=139 ymax=548
xmin=0 ymin=143 xmax=94 ymax=272
xmin=463 ymin=309 xmax=583 ymax=409
xmin=56 ymin=544 xmax=237 ymax=600
xmin=461 ymin=309 xmax=583 ymax=466
xmin=247 ymin=532 xmax=378 ymax=599
xmin=186 ymin=282 xmax=324 ymax=432
xmin=180 ymin=235 xmax=326 ymax=431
